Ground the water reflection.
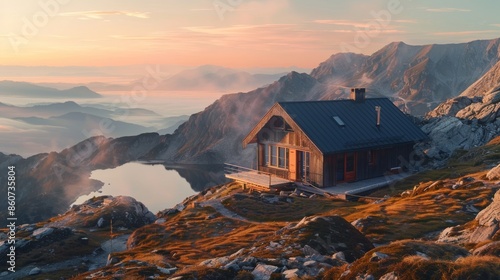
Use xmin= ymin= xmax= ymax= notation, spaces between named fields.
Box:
xmin=71 ymin=162 xmax=227 ymax=213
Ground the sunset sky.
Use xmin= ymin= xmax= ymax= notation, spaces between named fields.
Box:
xmin=1 ymin=0 xmax=499 ymax=69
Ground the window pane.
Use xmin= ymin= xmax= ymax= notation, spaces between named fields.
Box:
xmin=263 ymin=145 xmax=268 ymax=166
xmin=278 ymin=147 xmax=285 ymax=168
xmin=270 ymin=146 xmax=277 ymax=166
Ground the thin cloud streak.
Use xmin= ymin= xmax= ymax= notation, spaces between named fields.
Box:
xmin=432 ymin=30 xmax=497 ymax=36
xmin=313 ymin=19 xmax=373 ymax=28
xmin=425 ymin=8 xmax=471 ymax=13
xmin=59 ymin=10 xmax=150 ymax=20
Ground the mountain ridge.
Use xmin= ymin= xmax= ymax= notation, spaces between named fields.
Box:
xmin=0 ymin=80 xmax=102 ymax=98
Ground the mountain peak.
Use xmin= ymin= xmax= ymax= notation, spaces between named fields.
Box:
xmin=277 ymin=71 xmax=316 ymax=86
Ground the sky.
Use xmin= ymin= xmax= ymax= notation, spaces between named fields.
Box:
xmin=1 ymin=0 xmax=500 ymax=70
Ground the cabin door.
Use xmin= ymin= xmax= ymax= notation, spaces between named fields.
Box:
xmin=289 ymin=149 xmax=297 ymax=181
xmin=345 ymin=153 xmax=356 ymax=182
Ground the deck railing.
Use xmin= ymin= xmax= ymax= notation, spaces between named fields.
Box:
xmin=224 ymin=163 xmax=274 ymax=187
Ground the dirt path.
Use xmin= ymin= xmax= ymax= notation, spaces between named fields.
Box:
xmin=200 ymin=198 xmax=249 ymax=222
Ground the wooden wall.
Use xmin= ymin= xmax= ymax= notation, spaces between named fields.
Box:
xmin=255 ymin=112 xmax=324 ymax=186
xmin=323 ymin=143 xmax=414 ymax=187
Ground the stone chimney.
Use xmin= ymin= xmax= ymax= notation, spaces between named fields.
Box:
xmin=350 ymin=88 xmax=366 ymax=103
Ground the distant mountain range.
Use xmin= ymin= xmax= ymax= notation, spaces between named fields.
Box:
xmin=0 ymin=81 xmax=101 ymax=98
xmin=0 ymin=101 xmax=159 ymax=119
xmin=156 ymin=65 xmax=286 ymax=92
xmin=311 ymin=39 xmax=500 ymax=115
xmin=0 ymin=101 xmax=167 ymax=156
xmin=35 ymin=65 xmax=288 ymax=93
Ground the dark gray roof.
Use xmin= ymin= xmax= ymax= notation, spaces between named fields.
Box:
xmin=278 ymin=98 xmax=427 ymax=154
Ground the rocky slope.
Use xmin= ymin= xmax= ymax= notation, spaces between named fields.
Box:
xmin=438 ymin=188 xmax=499 ymax=246
xmin=0 ymin=196 xmax=156 ymax=279
xmin=421 ymin=86 xmax=500 ymax=165
xmin=461 ymin=59 xmax=500 ymax=98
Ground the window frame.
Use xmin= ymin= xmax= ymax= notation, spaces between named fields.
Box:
xmin=268 ymin=145 xmax=289 ymax=169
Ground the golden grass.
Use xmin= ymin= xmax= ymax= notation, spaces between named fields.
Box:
xmin=324 ymin=242 xmax=500 ymax=280
xmin=223 ymin=194 xmax=359 ymax=222
xmin=336 ymin=179 xmax=498 ymax=243
xmin=393 ymin=255 xmax=500 ymax=280
xmin=115 ymin=205 xmax=284 ymax=268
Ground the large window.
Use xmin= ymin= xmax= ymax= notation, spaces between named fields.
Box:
xmin=268 ymin=146 xmax=288 ymax=169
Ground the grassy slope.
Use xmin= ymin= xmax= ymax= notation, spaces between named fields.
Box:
xmin=23 ymin=138 xmax=500 ymax=279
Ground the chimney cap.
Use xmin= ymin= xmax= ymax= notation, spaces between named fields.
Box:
xmin=350 ymin=88 xmax=366 ymax=103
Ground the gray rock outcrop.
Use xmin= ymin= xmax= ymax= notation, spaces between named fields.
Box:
xmin=420 ymin=88 xmax=500 ymax=165
xmin=48 ymin=195 xmax=156 ymax=229
xmin=438 ymin=189 xmax=499 ymax=244
xmin=486 ymin=164 xmax=500 ymax=180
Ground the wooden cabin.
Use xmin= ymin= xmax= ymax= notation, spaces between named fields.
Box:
xmin=242 ymin=88 xmax=427 ymax=187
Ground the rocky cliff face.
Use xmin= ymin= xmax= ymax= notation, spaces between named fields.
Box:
xmin=421 ymin=88 xmax=500 ymax=164
xmin=312 ymin=39 xmax=500 ymax=115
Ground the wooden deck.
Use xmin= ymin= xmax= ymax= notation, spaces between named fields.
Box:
xmin=293 ymin=173 xmax=411 ymax=200
xmin=224 ymin=164 xmax=292 ymax=190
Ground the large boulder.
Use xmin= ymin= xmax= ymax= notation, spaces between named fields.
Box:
xmin=420 ymin=117 xmax=487 ymax=161
xmin=252 ymin=264 xmax=279 ymax=280
xmin=47 ymin=196 xmax=156 ymax=229
xmin=418 ymin=114 xmax=500 ymax=165
xmin=285 ymin=216 xmax=374 ymax=262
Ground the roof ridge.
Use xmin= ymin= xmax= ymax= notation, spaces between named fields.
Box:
xmin=278 ymin=98 xmax=390 ymax=104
